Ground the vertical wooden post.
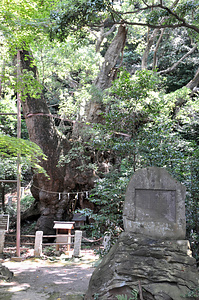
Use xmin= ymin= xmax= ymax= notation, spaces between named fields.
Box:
xmin=56 ymin=229 xmax=59 ymax=251
xmin=16 ymin=50 xmax=21 ymax=257
xmin=34 ymin=231 xmax=43 ymax=257
xmin=73 ymin=230 xmax=82 ymax=257
xmin=67 ymin=229 xmax=71 ymax=252
xmin=1 ymin=183 xmax=5 ymax=213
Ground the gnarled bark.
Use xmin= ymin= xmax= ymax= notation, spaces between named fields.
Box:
xmin=94 ymin=25 xmax=127 ymax=91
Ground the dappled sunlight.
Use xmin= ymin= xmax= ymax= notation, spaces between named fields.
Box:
xmin=7 ymin=283 xmax=30 ymax=292
xmin=0 ymin=255 xmax=95 ymax=298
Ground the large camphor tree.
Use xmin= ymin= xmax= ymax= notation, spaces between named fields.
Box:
xmin=0 ymin=0 xmax=199 ymax=234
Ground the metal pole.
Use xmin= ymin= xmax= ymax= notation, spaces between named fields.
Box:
xmin=16 ymin=50 xmax=21 ymax=257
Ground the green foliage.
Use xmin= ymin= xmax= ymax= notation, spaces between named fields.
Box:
xmin=43 ymin=245 xmax=57 ymax=257
xmin=5 ymin=201 xmax=17 ymax=218
xmin=185 ymin=286 xmax=199 ymax=297
xmin=16 ymin=70 xmax=43 ymax=101
xmin=31 ymin=39 xmax=101 ymax=118
xmin=155 ymin=28 xmax=199 ymax=92
xmin=79 ymin=70 xmax=199 ymax=261
xmin=0 ymin=157 xmax=17 ymax=180
xmin=0 ymin=0 xmax=199 ymax=264
xmin=116 ymin=295 xmax=130 ymax=300
xmin=111 ymin=68 xmax=162 ymax=100
xmin=79 ymin=166 xmax=131 ymax=237
xmin=21 ymin=194 xmax=35 ymax=212
xmin=116 ymin=289 xmax=139 ymax=300
xmin=49 ymin=0 xmax=112 ymax=41
xmin=0 ymin=157 xmax=31 ymax=182
xmin=0 ymin=134 xmax=47 ymax=174
xmin=58 ymin=139 xmax=97 ymax=172
xmin=0 ymin=0 xmax=57 ymax=48
xmin=89 ymin=85 xmax=104 ymax=104
xmin=93 ymin=293 xmax=99 ymax=300
xmin=0 ymin=98 xmax=17 ymax=136
xmin=6 ymin=194 xmax=35 ymax=215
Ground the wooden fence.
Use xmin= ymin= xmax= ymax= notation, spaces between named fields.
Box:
xmin=3 ymin=230 xmax=82 ymax=257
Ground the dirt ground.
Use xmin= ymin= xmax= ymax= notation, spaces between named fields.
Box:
xmin=0 ymin=249 xmax=100 ymax=300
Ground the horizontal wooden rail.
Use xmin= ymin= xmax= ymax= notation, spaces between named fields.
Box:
xmin=4 ymin=230 xmax=83 ymax=257
xmin=5 ymin=234 xmax=75 ymax=247
xmin=43 ymin=235 xmax=74 ymax=238
xmin=4 ymin=242 xmax=16 ymax=245
xmin=5 ymin=234 xmax=75 ymax=238
xmin=42 ymin=243 xmax=73 ymax=246
xmin=5 ymin=234 xmax=35 ymax=238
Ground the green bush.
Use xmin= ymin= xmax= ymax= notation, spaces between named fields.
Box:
xmin=21 ymin=194 xmax=35 ymax=212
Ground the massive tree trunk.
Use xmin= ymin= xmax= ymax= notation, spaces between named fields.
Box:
xmin=19 ymin=26 xmax=127 ymax=234
xmin=16 ymin=23 xmax=128 ymax=235
xmin=19 ymin=49 xmax=95 ymax=234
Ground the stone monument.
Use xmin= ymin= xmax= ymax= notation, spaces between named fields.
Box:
xmin=85 ymin=167 xmax=199 ymax=300
xmin=123 ymin=167 xmax=186 ymax=239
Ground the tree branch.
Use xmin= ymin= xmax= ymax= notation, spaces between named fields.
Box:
xmin=110 ymin=1 xmax=198 ymax=34
xmin=159 ymin=4 xmax=189 ymax=25
xmin=158 ymin=44 xmax=198 ymax=75
xmin=95 ymin=24 xmax=116 ymax=52
xmin=118 ymin=20 xmax=199 ymax=33
xmin=141 ymin=0 xmax=179 ymax=70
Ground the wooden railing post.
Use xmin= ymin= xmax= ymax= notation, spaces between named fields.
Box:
xmin=73 ymin=230 xmax=82 ymax=257
xmin=34 ymin=231 xmax=43 ymax=257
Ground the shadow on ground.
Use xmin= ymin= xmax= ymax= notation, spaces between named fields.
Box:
xmin=0 ymin=250 xmax=98 ymax=300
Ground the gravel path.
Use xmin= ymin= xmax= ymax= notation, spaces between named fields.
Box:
xmin=0 ymin=250 xmax=99 ymax=300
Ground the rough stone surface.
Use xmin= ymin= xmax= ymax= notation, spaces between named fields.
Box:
xmin=85 ymin=167 xmax=198 ymax=299
xmin=0 ymin=263 xmax=13 ymax=281
xmin=85 ymin=232 xmax=199 ymax=300
xmin=123 ymin=167 xmax=186 ymax=239
xmin=0 ymin=230 xmax=5 ymax=254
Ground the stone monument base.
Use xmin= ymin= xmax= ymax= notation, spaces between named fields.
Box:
xmin=85 ymin=232 xmax=199 ymax=300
